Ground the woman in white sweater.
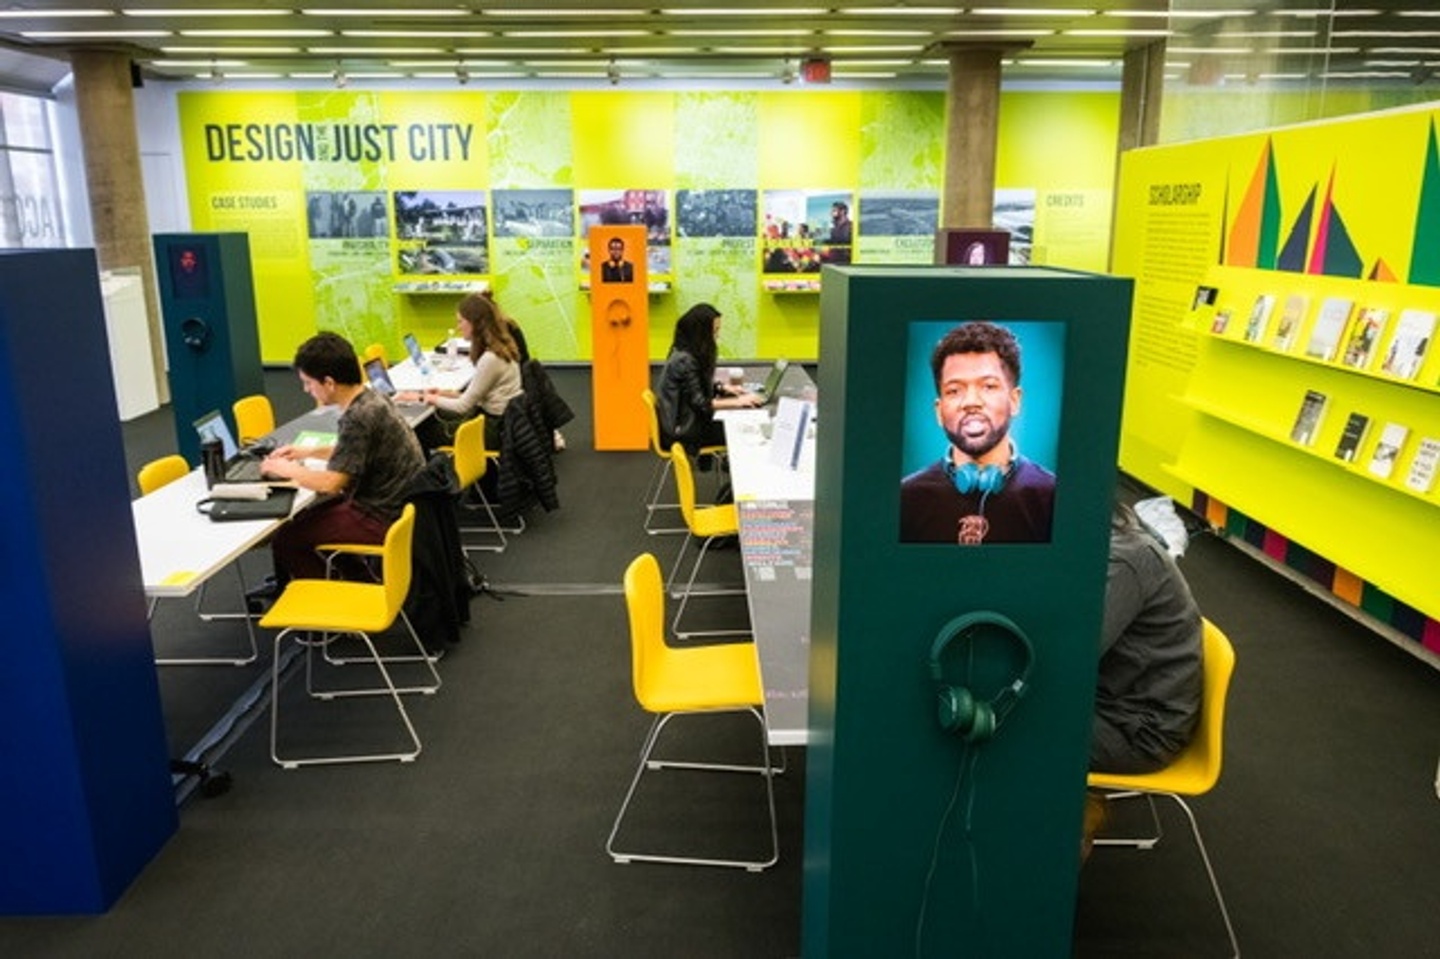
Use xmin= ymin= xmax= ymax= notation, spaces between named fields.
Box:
xmin=402 ymin=292 xmax=522 ymax=448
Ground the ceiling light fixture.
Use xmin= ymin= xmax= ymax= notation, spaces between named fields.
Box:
xmin=455 ymin=61 xmax=469 ymax=85
xmin=333 ymin=62 xmax=347 ymax=88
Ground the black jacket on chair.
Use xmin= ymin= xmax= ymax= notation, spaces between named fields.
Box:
xmin=522 ymin=359 xmax=575 ymax=436
xmin=405 ymin=453 xmax=472 ymax=649
xmin=496 ymin=391 xmax=560 ymax=514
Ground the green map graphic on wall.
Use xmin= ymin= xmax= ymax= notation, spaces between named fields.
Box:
xmin=300 ymin=92 xmax=393 ymax=352
xmin=487 ymin=92 xmax=580 ymax=359
xmin=859 ymin=92 xmax=944 ymax=190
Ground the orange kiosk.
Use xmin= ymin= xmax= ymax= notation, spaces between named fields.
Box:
xmin=588 ymin=224 xmax=649 ymax=450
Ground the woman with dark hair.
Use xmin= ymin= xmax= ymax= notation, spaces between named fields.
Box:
xmin=656 ymin=302 xmax=760 ymax=452
xmin=400 ymin=291 xmax=522 ymax=449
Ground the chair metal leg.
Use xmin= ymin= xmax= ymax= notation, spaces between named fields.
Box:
xmin=155 ymin=563 xmax=260 ymax=667
xmin=459 ymin=485 xmax=511 ymax=553
xmin=671 ymin=536 xmax=750 ymax=640
xmin=1166 ymin=794 xmax=1240 ymax=959
xmin=311 ymin=610 xmax=441 ymax=697
xmin=271 ymin=627 xmax=423 ymax=769
xmin=1094 ymin=790 xmax=1238 ymax=959
xmin=606 ymin=706 xmax=778 ymax=871
xmin=1094 ymin=790 xmax=1163 ymax=849
xmin=643 ymin=457 xmax=687 ymax=536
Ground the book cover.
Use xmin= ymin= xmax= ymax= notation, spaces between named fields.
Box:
xmin=1379 ymin=308 xmax=1436 ymax=380
xmin=1339 ymin=307 xmax=1389 ymax=369
xmin=1210 ymin=308 xmax=1233 ymax=335
xmin=1289 ymin=389 xmax=1329 ymax=446
xmin=1243 ymin=293 xmax=1276 ymax=343
xmin=1304 ymin=297 xmax=1355 ymax=361
xmin=1333 ymin=411 xmax=1370 ymax=463
xmin=1404 ymin=436 xmax=1440 ymax=493
xmin=1367 ymin=422 xmax=1410 ymax=479
xmin=1271 ymin=293 xmax=1309 ymax=352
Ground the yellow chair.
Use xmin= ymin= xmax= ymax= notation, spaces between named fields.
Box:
xmin=1088 ymin=619 xmax=1239 ymax=959
xmin=362 ymin=342 xmax=387 ymax=367
xmin=137 ymin=454 xmax=260 ymax=667
xmin=138 ymin=454 xmax=189 ymax=495
xmin=259 ymin=504 xmax=429 ymax=768
xmin=232 ymin=394 xmax=276 ymax=446
xmin=640 ymin=388 xmax=725 ymax=536
xmin=606 ymin=553 xmax=778 ymax=871
xmin=667 ymin=442 xmax=749 ymax=640
xmin=447 ymin=414 xmax=514 ymax=553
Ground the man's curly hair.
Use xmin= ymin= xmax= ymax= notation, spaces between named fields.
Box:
xmin=929 ymin=321 xmax=1021 ymax=391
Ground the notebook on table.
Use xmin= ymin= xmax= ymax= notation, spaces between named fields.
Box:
xmin=193 ymin=409 xmax=268 ymax=483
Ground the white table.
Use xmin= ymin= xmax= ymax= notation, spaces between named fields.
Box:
xmin=720 ymin=365 xmax=818 ymax=746
xmin=386 ymin=353 xmax=474 ymax=393
xmin=132 ymin=469 xmax=312 ymax=598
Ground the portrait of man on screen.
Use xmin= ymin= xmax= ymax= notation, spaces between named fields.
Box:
xmin=899 ymin=320 xmax=1057 ymax=545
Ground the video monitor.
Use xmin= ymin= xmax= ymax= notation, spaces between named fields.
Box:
xmin=934 ymin=228 xmax=1011 ymax=266
xmin=898 ymin=319 xmax=1064 ymax=545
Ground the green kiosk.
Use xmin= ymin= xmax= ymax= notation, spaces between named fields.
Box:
xmin=804 ymin=265 xmax=1132 ymax=956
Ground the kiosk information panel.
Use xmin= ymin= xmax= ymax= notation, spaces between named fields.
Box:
xmin=803 ymin=265 xmax=1131 ymax=957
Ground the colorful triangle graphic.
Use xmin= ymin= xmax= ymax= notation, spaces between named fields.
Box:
xmin=1277 ymin=186 xmax=1315 ymax=272
xmin=1408 ymin=120 xmax=1440 ymax=286
xmin=1227 ymin=139 xmax=1270 ymax=267
xmin=1308 ymin=167 xmax=1363 ymax=277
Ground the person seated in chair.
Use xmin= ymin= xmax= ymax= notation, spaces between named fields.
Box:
xmin=399 ymin=291 xmax=523 ymax=455
xmin=1083 ymin=502 xmax=1204 ymax=860
xmin=258 ymin=332 xmax=425 ymax=588
xmin=656 ymin=302 xmax=761 ymax=455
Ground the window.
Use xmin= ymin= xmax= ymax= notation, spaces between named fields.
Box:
xmin=0 ymin=92 xmax=66 ymax=248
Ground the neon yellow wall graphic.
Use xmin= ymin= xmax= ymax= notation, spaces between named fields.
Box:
xmin=178 ymin=88 xmax=1120 ymax=364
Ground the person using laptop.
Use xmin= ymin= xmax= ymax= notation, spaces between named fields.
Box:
xmin=397 ymin=291 xmax=522 ymax=452
xmin=257 ymin=332 xmax=424 ymax=587
xmin=656 ymin=302 xmax=762 ymax=455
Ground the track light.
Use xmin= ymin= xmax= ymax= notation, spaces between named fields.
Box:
xmin=782 ymin=58 xmax=797 ymax=84
xmin=333 ymin=62 xmax=347 ymax=88
xmin=607 ymin=58 xmax=619 ymax=85
xmin=456 ymin=62 xmax=470 ymax=85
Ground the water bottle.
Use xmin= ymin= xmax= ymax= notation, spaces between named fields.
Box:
xmin=446 ymin=327 xmax=459 ymax=369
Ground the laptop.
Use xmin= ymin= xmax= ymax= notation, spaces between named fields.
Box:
xmin=364 ymin=357 xmax=428 ymax=411
xmin=402 ymin=332 xmax=432 ymax=374
xmin=747 ymin=358 xmax=790 ymax=405
xmin=193 ymin=409 xmax=268 ymax=483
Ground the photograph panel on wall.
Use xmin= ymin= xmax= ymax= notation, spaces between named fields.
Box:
xmin=857 ymin=190 xmax=939 ymax=265
xmin=761 ymin=189 xmax=855 ymax=274
xmin=676 ymin=189 xmax=759 ymax=238
xmin=307 ymin=190 xmax=389 ymax=240
xmin=492 ymin=188 xmax=575 ymax=238
xmin=394 ymin=189 xmax=489 ymax=275
xmin=578 ymin=189 xmax=672 ymax=277
xmin=993 ymin=189 xmax=1036 ymax=265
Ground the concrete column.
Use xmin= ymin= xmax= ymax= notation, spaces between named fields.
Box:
xmin=69 ymin=50 xmax=168 ymax=402
xmin=941 ymin=46 xmax=1007 ymax=229
xmin=1118 ymin=39 xmax=1166 ymax=154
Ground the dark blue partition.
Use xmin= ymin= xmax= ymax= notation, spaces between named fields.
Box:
xmin=0 ymin=249 xmax=176 ymax=914
xmin=153 ymin=232 xmax=264 ymax=462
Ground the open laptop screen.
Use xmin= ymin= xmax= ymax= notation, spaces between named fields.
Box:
xmin=760 ymin=358 xmax=789 ymax=397
xmin=193 ymin=409 xmax=240 ymax=459
xmin=365 ymin=357 xmax=397 ymax=395
xmin=402 ymin=332 xmax=429 ymax=371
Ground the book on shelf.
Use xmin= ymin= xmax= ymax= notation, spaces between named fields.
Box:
xmin=1304 ymin=296 xmax=1355 ymax=361
xmin=1271 ymin=293 xmax=1309 ymax=352
xmin=1404 ymin=436 xmax=1440 ymax=493
xmin=1289 ymin=389 xmax=1329 ymax=446
xmin=1379 ymin=308 xmax=1436 ymax=380
xmin=1367 ymin=421 xmax=1410 ymax=479
xmin=1210 ymin=308 xmax=1233 ymax=335
xmin=1333 ymin=411 xmax=1370 ymax=463
xmin=1339 ymin=306 xmax=1389 ymax=369
xmin=1243 ymin=293 xmax=1276 ymax=343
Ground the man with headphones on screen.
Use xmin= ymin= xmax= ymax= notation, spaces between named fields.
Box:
xmin=899 ymin=321 xmax=1055 ymax=544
